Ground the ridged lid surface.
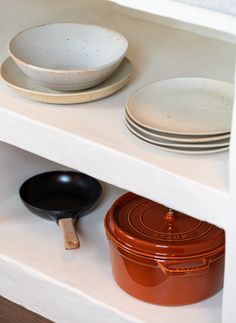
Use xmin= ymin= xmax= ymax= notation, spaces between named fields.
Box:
xmin=105 ymin=193 xmax=225 ymax=259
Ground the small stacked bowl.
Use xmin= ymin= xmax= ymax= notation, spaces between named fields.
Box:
xmin=8 ymin=23 xmax=128 ymax=91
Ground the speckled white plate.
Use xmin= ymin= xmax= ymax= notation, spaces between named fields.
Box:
xmin=125 ymin=108 xmax=230 ymax=143
xmin=0 ymin=57 xmax=132 ymax=104
xmin=125 ymin=120 xmax=229 ymax=154
xmin=125 ymin=116 xmax=229 ymax=148
xmin=126 ymin=78 xmax=233 ymax=136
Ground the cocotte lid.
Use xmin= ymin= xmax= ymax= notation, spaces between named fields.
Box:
xmin=105 ymin=193 xmax=225 ymax=259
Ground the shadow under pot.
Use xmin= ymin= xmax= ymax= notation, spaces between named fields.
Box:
xmin=104 ymin=192 xmax=225 ymax=306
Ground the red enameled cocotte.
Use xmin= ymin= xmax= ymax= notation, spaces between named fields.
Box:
xmin=104 ymin=192 xmax=225 ymax=306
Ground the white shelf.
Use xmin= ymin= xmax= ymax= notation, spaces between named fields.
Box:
xmin=109 ymin=0 xmax=236 ymax=40
xmin=0 ymin=1 xmax=236 ymax=322
xmin=175 ymin=0 xmax=236 ymax=15
xmin=0 ymin=180 xmax=222 ymax=323
xmin=0 ymin=11 xmax=235 ymax=226
xmin=0 ymin=141 xmax=223 ymax=322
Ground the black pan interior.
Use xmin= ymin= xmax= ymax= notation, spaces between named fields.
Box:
xmin=20 ymin=171 xmax=102 ymax=216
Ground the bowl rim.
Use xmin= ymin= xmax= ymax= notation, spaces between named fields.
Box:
xmin=8 ymin=22 xmax=128 ymax=74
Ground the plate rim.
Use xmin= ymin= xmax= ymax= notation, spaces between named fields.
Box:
xmin=125 ymin=120 xmax=229 ymax=154
xmin=125 ymin=117 xmax=230 ymax=148
xmin=126 ymin=77 xmax=233 ymax=136
xmin=125 ymin=109 xmax=230 ymax=143
xmin=0 ymin=56 xmax=132 ymax=104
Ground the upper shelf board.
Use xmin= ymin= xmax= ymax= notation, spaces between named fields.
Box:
xmin=0 ymin=12 xmax=235 ymax=225
xmin=109 ymin=0 xmax=236 ymax=38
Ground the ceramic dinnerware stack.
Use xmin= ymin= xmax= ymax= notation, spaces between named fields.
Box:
xmin=1 ymin=23 xmax=131 ymax=104
xmin=125 ymin=78 xmax=233 ymax=154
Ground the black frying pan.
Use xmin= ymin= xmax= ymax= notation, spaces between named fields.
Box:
xmin=19 ymin=171 xmax=102 ymax=250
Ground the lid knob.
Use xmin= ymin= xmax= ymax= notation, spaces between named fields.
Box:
xmin=164 ymin=208 xmax=176 ymax=223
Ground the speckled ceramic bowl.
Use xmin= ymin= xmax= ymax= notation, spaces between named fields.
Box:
xmin=8 ymin=23 xmax=128 ymax=91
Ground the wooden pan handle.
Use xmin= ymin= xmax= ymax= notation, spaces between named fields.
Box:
xmin=58 ymin=218 xmax=80 ymax=250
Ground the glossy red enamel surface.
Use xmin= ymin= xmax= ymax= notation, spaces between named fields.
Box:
xmin=105 ymin=192 xmax=225 ymax=306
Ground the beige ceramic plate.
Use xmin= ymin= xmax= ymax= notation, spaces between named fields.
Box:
xmin=125 ymin=109 xmax=230 ymax=143
xmin=0 ymin=57 xmax=132 ymax=104
xmin=125 ymin=117 xmax=229 ymax=148
xmin=125 ymin=121 xmax=229 ymax=154
xmin=126 ymin=78 xmax=233 ymax=136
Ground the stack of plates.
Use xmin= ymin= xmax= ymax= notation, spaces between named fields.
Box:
xmin=125 ymin=78 xmax=233 ymax=154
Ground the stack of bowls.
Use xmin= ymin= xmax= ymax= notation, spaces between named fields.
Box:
xmin=125 ymin=78 xmax=233 ymax=154
xmin=1 ymin=23 xmax=129 ymax=102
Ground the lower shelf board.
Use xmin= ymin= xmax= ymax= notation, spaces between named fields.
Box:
xmin=0 ymin=184 xmax=223 ymax=323
xmin=0 ymin=296 xmax=52 ymax=323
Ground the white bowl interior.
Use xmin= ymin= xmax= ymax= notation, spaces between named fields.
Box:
xmin=9 ymin=23 xmax=128 ymax=70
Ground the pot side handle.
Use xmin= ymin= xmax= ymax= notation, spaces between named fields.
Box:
xmin=158 ymin=257 xmax=210 ymax=276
